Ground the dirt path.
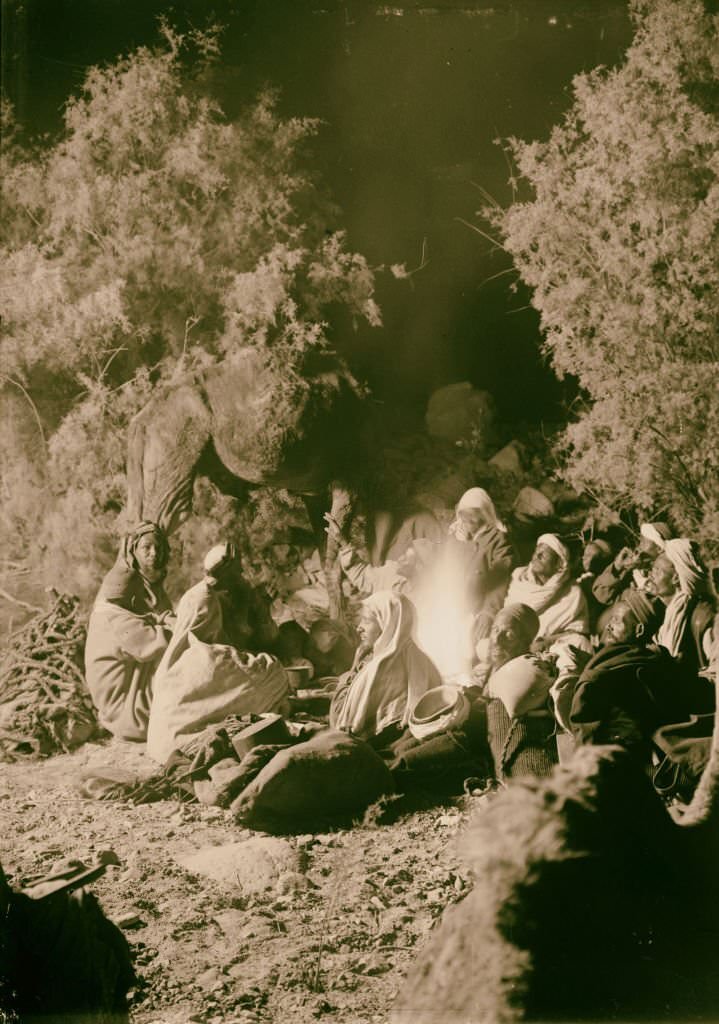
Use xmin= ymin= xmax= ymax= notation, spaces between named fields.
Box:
xmin=2 ymin=738 xmax=475 ymax=1023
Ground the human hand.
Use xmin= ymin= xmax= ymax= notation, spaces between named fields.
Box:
xmin=323 ymin=511 xmax=344 ymax=538
xmin=452 ymin=519 xmax=473 ymax=543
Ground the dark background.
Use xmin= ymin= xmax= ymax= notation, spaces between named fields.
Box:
xmin=1 ymin=0 xmax=633 ymax=423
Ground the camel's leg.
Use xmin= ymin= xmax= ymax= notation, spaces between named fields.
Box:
xmin=127 ymin=384 xmax=212 ymax=535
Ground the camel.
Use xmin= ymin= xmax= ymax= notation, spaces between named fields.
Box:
xmin=125 ymin=350 xmax=365 ymax=533
xmin=393 ymin=623 xmax=719 ymax=1023
xmin=125 ymin=350 xmax=440 ymax=616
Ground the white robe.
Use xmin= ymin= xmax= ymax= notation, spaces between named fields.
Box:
xmin=329 ymin=592 xmax=441 ymax=740
xmin=147 ymin=579 xmax=288 ymax=762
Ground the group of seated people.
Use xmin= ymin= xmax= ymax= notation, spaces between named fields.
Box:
xmin=84 ymin=490 xmax=718 ymax=800
xmin=84 ymin=525 xmax=296 ymax=761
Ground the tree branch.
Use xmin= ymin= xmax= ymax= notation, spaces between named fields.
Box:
xmin=645 ymin=422 xmax=704 ymax=509
xmin=453 ymin=217 xmax=506 ymax=251
xmin=0 ymin=375 xmax=48 ymax=455
xmin=0 ymin=586 xmax=44 ymax=614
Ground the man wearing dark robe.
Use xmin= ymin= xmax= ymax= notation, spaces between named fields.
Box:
xmin=569 ymin=590 xmax=690 ymax=763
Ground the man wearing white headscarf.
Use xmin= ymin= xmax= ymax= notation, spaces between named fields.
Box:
xmin=652 ymin=539 xmax=715 ymax=675
xmin=153 ymin=543 xmax=238 ymax=675
xmin=85 ymin=522 xmax=175 ymax=741
xmin=504 ymin=534 xmax=591 ymax=679
xmin=444 ymin=487 xmax=515 ymax=635
xmin=506 ymin=535 xmax=588 ymax=638
xmin=329 ymin=591 xmax=441 ymax=740
xmin=592 ymin=521 xmax=673 ymax=607
xmin=147 ymin=543 xmax=288 ymax=762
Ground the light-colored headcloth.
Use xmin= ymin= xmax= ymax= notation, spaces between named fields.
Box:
xmin=655 ymin=538 xmax=708 ymax=657
xmin=536 ymin=533 xmax=570 ymax=569
xmin=203 ymin=541 xmax=237 ymax=582
xmin=454 ymin=487 xmax=507 ymax=533
xmin=330 ymin=591 xmax=440 ymax=738
xmin=640 ymin=521 xmax=672 ymax=550
xmin=97 ymin=521 xmax=170 ymax=610
xmin=663 ymin=538 xmax=706 ymax=597
xmin=124 ymin=521 xmax=170 ymax=572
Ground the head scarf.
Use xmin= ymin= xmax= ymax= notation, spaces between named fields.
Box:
xmin=494 ymin=603 xmax=541 ymax=649
xmin=363 ymin=591 xmax=415 ymax=654
xmin=329 ymin=591 xmax=440 ymax=738
xmin=505 ymin=534 xmax=588 ymax=637
xmin=656 ymin=539 xmax=708 ymax=657
xmin=203 ymin=542 xmax=238 ymax=584
xmin=640 ymin=522 xmax=672 ymax=550
xmin=662 ymin=538 xmax=706 ymax=597
xmin=450 ymin=487 xmax=507 ymax=536
xmin=123 ymin=521 xmax=170 ymax=571
xmin=618 ymin=589 xmax=664 ymax=634
xmin=97 ymin=521 xmax=170 ymax=611
xmin=536 ymin=533 xmax=570 ymax=570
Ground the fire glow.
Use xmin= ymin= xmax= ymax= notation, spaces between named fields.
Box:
xmin=411 ymin=544 xmax=475 ymax=683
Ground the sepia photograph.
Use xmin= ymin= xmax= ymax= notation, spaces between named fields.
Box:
xmin=1 ymin=1 xmax=718 ymax=1021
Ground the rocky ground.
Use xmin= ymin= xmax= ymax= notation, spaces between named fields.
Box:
xmin=1 ymin=737 xmax=480 ymax=1024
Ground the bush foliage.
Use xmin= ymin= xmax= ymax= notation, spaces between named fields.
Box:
xmin=0 ymin=24 xmax=382 ymax=619
xmin=495 ymin=0 xmax=719 ymax=556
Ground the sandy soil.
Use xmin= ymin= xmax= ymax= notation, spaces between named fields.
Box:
xmin=1 ymin=737 xmax=477 ymax=1024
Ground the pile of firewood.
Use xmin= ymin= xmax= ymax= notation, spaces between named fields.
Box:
xmin=0 ymin=592 xmax=97 ymax=761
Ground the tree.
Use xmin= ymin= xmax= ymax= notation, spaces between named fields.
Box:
xmin=0 ymin=23 xmax=382 ymax=613
xmin=495 ymin=0 xmax=719 ymax=555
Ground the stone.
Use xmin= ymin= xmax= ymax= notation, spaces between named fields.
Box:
xmin=115 ymin=911 xmax=144 ymax=929
xmin=214 ymin=909 xmax=247 ymax=942
xmin=196 ymin=967 xmax=225 ymax=991
xmin=488 ymin=440 xmax=524 ymax=475
xmin=174 ymin=836 xmax=300 ymax=895
xmin=538 ymin=477 xmax=581 ymax=506
xmin=236 ymin=915 xmax=278 ymax=941
xmin=425 ymin=382 xmax=495 ymax=445
xmin=415 ymin=471 xmax=467 ymax=515
xmin=276 ymin=871 xmax=311 ymax=894
xmin=512 ymin=485 xmax=555 ymax=523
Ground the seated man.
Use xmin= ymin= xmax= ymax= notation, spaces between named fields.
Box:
xmin=508 ymin=536 xmax=589 ymax=655
xmin=84 ymin=523 xmax=175 ymax=741
xmin=651 ymin=538 xmax=716 ymax=679
xmin=569 ymin=590 xmax=690 ymax=765
xmin=592 ymin=521 xmax=672 ymax=608
xmin=478 ymin=603 xmax=559 ymax=780
xmin=473 ymin=602 xmax=542 ymax=688
xmin=443 ymin=487 xmax=515 ymax=636
xmin=329 ymin=591 xmax=441 ymax=743
xmin=395 ymin=487 xmax=514 ymax=682
xmin=577 ymin=538 xmax=613 ymax=634
xmin=94 ymin=521 xmax=173 ymax=616
xmin=146 ymin=543 xmax=289 ymax=762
